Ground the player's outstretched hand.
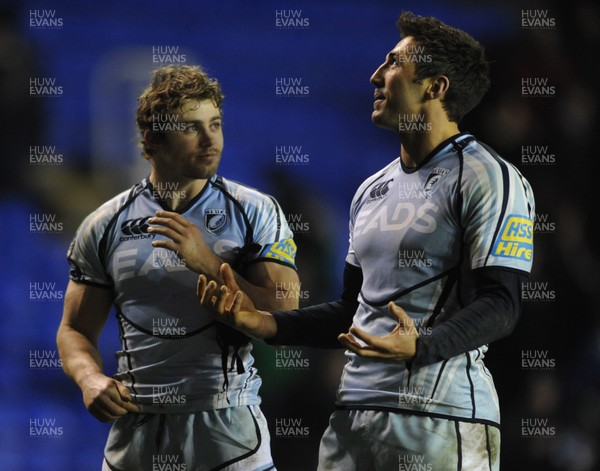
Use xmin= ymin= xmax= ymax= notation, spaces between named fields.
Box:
xmin=80 ymin=372 xmax=139 ymax=422
xmin=197 ymin=263 xmax=277 ymax=340
xmin=338 ymin=302 xmax=418 ymax=360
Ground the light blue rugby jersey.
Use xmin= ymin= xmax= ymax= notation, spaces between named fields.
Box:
xmin=340 ymin=133 xmax=534 ymax=425
xmin=67 ymin=175 xmax=297 ymax=413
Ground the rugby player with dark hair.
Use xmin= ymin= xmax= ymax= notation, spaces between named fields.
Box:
xmin=199 ymin=12 xmax=534 ymax=470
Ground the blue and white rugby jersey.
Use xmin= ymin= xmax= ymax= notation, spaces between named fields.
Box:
xmin=339 ymin=133 xmax=534 ymax=425
xmin=67 ymin=175 xmax=297 ymax=413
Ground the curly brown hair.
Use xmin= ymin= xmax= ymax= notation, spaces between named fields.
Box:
xmin=136 ymin=65 xmax=224 ymax=157
xmin=397 ymin=12 xmax=490 ymax=123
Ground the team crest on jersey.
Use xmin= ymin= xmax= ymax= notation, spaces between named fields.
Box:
xmin=424 ymin=167 xmax=450 ymax=198
xmin=205 ymin=209 xmax=229 ymax=236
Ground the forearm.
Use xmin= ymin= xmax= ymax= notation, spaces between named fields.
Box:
xmin=267 ymin=299 xmax=355 ymax=348
xmin=147 ymin=211 xmax=300 ymax=310
xmin=199 ymin=262 xmax=359 ymax=345
xmin=234 ymin=274 xmax=298 ymax=311
xmin=266 ymin=262 xmax=361 ymax=347
xmin=57 ymin=325 xmax=104 ymax=387
xmin=213 ymin=298 xmax=352 ymax=344
xmin=411 ymin=268 xmax=526 ymax=368
xmin=192 ymin=251 xmax=298 ymax=311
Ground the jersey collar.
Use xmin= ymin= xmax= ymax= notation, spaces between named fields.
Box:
xmin=400 ymin=132 xmax=473 ymax=174
xmin=144 ymin=175 xmax=216 ymax=214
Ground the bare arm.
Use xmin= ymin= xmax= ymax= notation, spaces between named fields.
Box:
xmin=242 ymin=260 xmax=299 ymax=311
xmin=56 ymin=280 xmax=139 ymax=422
xmin=148 ymin=210 xmax=300 ymax=310
xmin=198 ymin=262 xmax=361 ymax=345
xmin=198 ymin=264 xmax=278 ymax=340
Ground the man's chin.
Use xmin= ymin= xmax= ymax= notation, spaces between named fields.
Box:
xmin=197 ymin=169 xmax=218 ymax=180
xmin=193 ymin=161 xmax=220 ymax=180
xmin=371 ymin=113 xmax=396 ymax=132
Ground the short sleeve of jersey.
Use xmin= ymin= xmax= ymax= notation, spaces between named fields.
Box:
xmin=66 ymin=194 xmax=127 ymax=287
xmin=461 ymin=145 xmax=535 ymax=273
xmin=247 ymin=193 xmax=297 ymax=269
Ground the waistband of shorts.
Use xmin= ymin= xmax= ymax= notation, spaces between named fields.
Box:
xmin=134 ymin=392 xmax=261 ymax=413
xmin=335 ymin=404 xmax=501 ymax=429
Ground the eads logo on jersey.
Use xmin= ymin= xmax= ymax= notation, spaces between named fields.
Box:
xmin=492 ymin=214 xmax=533 ymax=262
xmin=120 ymin=217 xmax=153 ymax=242
xmin=205 ymin=209 xmax=229 ymax=236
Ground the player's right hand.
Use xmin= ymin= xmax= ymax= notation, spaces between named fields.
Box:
xmin=80 ymin=372 xmax=139 ymax=422
xmin=197 ymin=263 xmax=277 ymax=340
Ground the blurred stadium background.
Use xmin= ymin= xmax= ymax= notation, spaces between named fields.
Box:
xmin=1 ymin=0 xmax=599 ymax=469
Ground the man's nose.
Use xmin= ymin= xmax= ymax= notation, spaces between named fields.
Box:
xmin=370 ymin=63 xmax=385 ymax=86
xmin=196 ymin=127 xmax=214 ymax=148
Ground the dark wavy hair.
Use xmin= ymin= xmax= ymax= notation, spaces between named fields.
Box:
xmin=397 ymin=12 xmax=490 ymax=123
xmin=136 ymin=65 xmax=224 ymax=157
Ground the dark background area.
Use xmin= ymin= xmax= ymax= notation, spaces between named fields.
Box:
xmin=1 ymin=0 xmax=599 ymax=469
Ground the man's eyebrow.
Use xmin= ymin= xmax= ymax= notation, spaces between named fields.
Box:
xmin=178 ymin=116 xmax=223 ymax=123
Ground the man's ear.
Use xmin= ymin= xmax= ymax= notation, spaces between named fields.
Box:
xmin=426 ymin=75 xmax=450 ymax=100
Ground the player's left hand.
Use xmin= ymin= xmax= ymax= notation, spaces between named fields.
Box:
xmin=338 ymin=302 xmax=418 ymax=360
xmin=148 ymin=210 xmax=218 ymax=274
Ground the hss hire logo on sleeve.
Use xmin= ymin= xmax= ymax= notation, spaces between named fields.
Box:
xmin=492 ymin=214 xmax=533 ymax=262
